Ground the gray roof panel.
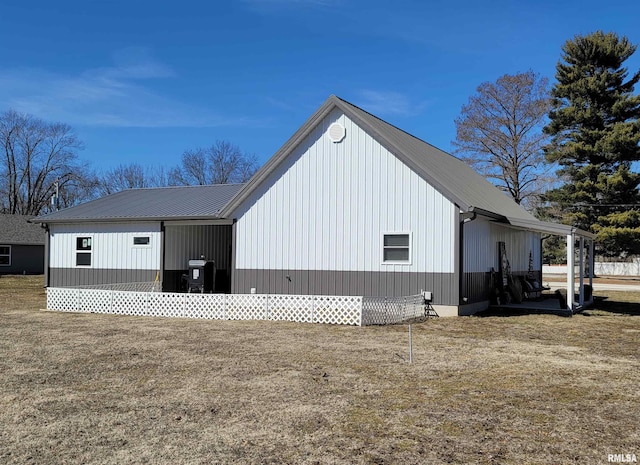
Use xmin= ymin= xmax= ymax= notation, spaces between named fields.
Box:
xmin=35 ymin=184 xmax=245 ymax=223
xmin=0 ymin=214 xmax=46 ymax=244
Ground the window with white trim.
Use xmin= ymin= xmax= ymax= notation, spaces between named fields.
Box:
xmin=76 ymin=236 xmax=92 ymax=267
xmin=133 ymin=236 xmax=150 ymax=246
xmin=0 ymin=245 xmax=10 ymax=266
xmin=382 ymin=233 xmax=411 ymax=263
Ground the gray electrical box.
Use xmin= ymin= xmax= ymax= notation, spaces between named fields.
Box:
xmin=186 ymin=259 xmax=216 ymax=293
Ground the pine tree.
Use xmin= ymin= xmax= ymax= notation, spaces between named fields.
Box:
xmin=544 ymin=31 xmax=640 ymax=257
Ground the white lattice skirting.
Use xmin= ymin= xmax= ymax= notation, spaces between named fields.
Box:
xmin=46 ymin=288 xmax=363 ymax=326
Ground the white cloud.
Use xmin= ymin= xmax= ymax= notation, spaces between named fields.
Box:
xmin=0 ymin=48 xmax=250 ymax=128
xmin=354 ymin=90 xmax=427 ymax=117
xmin=264 ymin=96 xmax=297 ymax=111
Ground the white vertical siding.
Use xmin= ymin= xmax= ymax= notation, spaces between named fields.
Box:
xmin=234 ymin=109 xmax=457 ymax=273
xmin=463 ymin=217 xmax=541 ymax=273
xmin=49 ymin=223 xmax=161 ymax=270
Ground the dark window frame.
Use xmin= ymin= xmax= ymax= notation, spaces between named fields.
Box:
xmin=133 ymin=236 xmax=151 ymax=246
xmin=75 ymin=236 xmax=92 ymax=267
xmin=0 ymin=245 xmax=11 ymax=266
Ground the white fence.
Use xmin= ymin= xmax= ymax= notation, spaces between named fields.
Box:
xmin=46 ymin=287 xmax=363 ymax=326
xmin=593 ymin=261 xmax=640 ymax=276
xmin=46 ymin=287 xmax=434 ymax=326
xmin=544 ymin=261 xmax=640 ymax=277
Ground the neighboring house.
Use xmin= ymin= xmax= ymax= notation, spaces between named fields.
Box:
xmin=35 ymin=95 xmax=593 ymax=315
xmin=0 ymin=214 xmax=45 ymax=275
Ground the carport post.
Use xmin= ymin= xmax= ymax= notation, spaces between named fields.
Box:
xmin=566 ymin=233 xmax=575 ymax=311
xmin=589 ymin=239 xmax=594 ymax=292
xmin=579 ymin=236 xmax=584 ymax=307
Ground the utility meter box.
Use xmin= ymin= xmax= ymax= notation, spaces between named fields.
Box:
xmin=187 ymin=259 xmax=216 ymax=293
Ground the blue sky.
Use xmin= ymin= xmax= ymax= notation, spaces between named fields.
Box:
xmin=1 ymin=0 xmax=640 ymax=173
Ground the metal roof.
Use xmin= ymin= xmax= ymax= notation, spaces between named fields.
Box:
xmin=32 ymin=95 xmax=593 ymax=239
xmin=0 ymin=214 xmax=46 ymax=244
xmin=220 ymin=95 xmax=591 ymax=238
xmin=34 ymin=184 xmax=245 ymax=224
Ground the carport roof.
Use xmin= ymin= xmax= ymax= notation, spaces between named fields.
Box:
xmin=492 ymin=215 xmax=595 ymax=239
xmin=34 ymin=184 xmax=244 ymax=224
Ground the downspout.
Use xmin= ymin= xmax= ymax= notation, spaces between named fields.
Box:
xmin=459 ymin=210 xmax=477 ymax=306
xmin=42 ymin=223 xmax=50 ymax=288
xmin=160 ymin=221 xmax=165 ymax=291
xmin=230 ymin=219 xmax=237 ymax=294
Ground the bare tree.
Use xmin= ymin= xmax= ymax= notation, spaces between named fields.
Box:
xmin=172 ymin=149 xmax=208 ymax=185
xmin=171 ymin=140 xmax=258 ymax=186
xmin=98 ymin=163 xmax=171 ymax=195
xmin=96 ymin=140 xmax=257 ymax=195
xmin=55 ymin=171 xmax=101 ymax=211
xmin=453 ymin=71 xmax=553 ymax=208
xmin=0 ymin=109 xmax=91 ymax=215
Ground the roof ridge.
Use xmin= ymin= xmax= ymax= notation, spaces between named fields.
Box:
xmin=126 ymin=182 xmax=247 ymax=191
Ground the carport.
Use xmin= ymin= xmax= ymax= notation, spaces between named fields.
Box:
xmin=506 ymin=217 xmax=596 ymax=312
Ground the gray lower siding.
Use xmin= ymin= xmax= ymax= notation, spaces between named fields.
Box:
xmin=49 ymin=268 xmax=157 ymax=287
xmin=48 ymin=266 xmax=460 ymax=306
xmin=462 ymin=272 xmax=491 ymax=304
xmin=462 ymin=270 xmax=543 ymax=304
xmin=232 ymin=269 xmax=458 ymax=306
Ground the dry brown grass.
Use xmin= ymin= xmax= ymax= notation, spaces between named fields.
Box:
xmin=1 ymin=275 xmax=639 ymax=464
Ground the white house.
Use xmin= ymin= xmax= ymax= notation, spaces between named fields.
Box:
xmin=35 ymin=95 xmax=594 ymax=315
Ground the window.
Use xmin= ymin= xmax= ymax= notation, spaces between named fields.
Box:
xmin=133 ymin=236 xmax=150 ymax=246
xmin=76 ymin=236 xmax=92 ymax=267
xmin=0 ymin=245 xmax=10 ymax=266
xmin=382 ymin=233 xmax=411 ymax=263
